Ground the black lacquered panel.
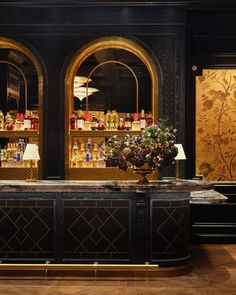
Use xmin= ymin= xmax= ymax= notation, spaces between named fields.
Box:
xmin=64 ymin=199 xmax=131 ymax=262
xmin=151 ymin=193 xmax=190 ymax=262
xmin=0 ymin=199 xmax=54 ymax=261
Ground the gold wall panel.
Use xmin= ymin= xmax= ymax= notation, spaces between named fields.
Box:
xmin=0 ymin=168 xmax=38 ymax=180
xmin=196 ymin=69 xmax=236 ymax=181
xmin=69 ymin=168 xmax=157 ymax=181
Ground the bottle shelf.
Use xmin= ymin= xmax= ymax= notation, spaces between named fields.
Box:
xmin=69 ymin=130 xmax=141 ymax=137
xmin=0 ymin=130 xmax=39 ymax=138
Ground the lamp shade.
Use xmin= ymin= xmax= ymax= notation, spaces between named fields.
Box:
xmin=23 ymin=144 xmax=40 ymax=161
xmin=174 ymin=144 xmax=186 ymax=160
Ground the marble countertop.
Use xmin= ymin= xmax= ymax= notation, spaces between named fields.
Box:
xmin=190 ymin=189 xmax=228 ymax=204
xmin=0 ymin=179 xmax=213 ymax=193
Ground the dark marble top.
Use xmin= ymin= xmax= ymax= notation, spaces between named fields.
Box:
xmin=190 ymin=189 xmax=228 ymax=204
xmin=0 ymin=179 xmax=213 ymax=193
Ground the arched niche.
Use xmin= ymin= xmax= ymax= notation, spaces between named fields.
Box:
xmin=0 ymin=37 xmax=44 ymax=179
xmin=65 ymin=36 xmax=159 ymax=122
xmin=64 ymin=36 xmax=159 ymax=179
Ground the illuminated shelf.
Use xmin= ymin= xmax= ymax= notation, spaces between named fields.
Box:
xmin=68 ymin=130 xmax=141 ymax=137
xmin=0 ymin=130 xmax=39 ymax=138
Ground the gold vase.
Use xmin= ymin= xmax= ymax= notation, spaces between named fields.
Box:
xmin=133 ymin=162 xmax=154 ymax=185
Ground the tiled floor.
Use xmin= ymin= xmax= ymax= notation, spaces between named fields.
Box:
xmin=0 ymin=244 xmax=236 ymax=294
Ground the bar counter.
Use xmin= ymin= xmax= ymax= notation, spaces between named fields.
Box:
xmin=0 ymin=179 xmax=212 ymax=268
xmin=0 ymin=179 xmax=212 ymax=192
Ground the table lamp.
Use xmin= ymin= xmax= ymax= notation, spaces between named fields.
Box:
xmin=23 ymin=143 xmax=40 ymax=182
xmin=174 ymin=144 xmax=186 ymax=181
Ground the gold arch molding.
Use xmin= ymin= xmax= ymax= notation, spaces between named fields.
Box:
xmin=0 ymin=37 xmax=43 ymax=179
xmin=65 ymin=36 xmax=159 ymax=123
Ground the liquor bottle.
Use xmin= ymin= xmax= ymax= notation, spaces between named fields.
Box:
xmin=92 ymin=143 xmax=99 ymax=160
xmin=91 ymin=143 xmax=99 ymax=168
xmin=85 ymin=138 xmax=92 ymax=166
xmin=140 ymin=109 xmax=146 ymax=130
xmin=32 ymin=111 xmax=39 ymax=131
xmin=132 ymin=112 xmax=140 ymax=131
xmin=0 ymin=147 xmax=3 ymax=167
xmin=70 ymin=112 xmax=77 ymax=130
xmin=24 ymin=111 xmax=32 ymax=131
xmin=117 ymin=117 xmax=125 ymax=130
xmin=14 ymin=113 xmax=21 ymax=131
xmin=71 ymin=141 xmax=79 ymax=160
xmin=16 ymin=149 xmax=21 ymax=167
xmin=98 ymin=146 xmax=106 ymax=168
xmin=7 ymin=143 xmax=14 ymax=167
xmin=146 ymin=112 xmax=153 ymax=126
xmin=1 ymin=147 xmax=7 ymax=167
xmin=0 ymin=110 xmax=4 ymax=130
xmin=97 ymin=117 xmax=105 ymax=130
xmin=5 ymin=112 xmax=14 ymax=130
xmin=111 ymin=110 xmax=119 ymax=130
xmin=125 ymin=113 xmax=132 ymax=130
xmin=91 ymin=113 xmax=98 ymax=130
xmin=5 ymin=112 xmax=11 ymax=124
xmin=19 ymin=113 xmax=24 ymax=130
xmin=85 ymin=149 xmax=92 ymax=167
xmin=77 ymin=110 xmax=85 ymax=130
xmin=71 ymin=141 xmax=79 ymax=167
xmin=105 ymin=110 xmax=111 ymax=130
xmin=78 ymin=142 xmax=86 ymax=160
xmin=84 ymin=111 xmax=91 ymax=130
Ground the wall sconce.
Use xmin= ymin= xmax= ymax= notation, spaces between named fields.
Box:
xmin=22 ymin=143 xmax=40 ymax=182
xmin=174 ymin=144 xmax=186 ymax=181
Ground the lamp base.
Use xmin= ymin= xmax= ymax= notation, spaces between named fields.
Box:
xmin=25 ymin=178 xmax=38 ymax=182
xmin=174 ymin=177 xmax=183 ymax=182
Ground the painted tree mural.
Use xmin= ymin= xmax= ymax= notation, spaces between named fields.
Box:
xmin=196 ymin=69 xmax=236 ymax=181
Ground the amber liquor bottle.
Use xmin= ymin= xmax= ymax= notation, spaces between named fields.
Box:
xmin=124 ymin=113 xmax=132 ymax=130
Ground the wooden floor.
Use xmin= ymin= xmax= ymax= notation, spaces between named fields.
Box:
xmin=0 ymin=244 xmax=236 ymax=294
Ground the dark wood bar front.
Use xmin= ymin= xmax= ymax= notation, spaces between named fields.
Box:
xmin=0 ymin=180 xmax=212 ymax=268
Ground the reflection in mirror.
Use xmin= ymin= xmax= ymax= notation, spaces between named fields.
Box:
xmin=74 ymin=48 xmax=151 ymax=114
xmin=0 ymin=48 xmax=38 ymax=115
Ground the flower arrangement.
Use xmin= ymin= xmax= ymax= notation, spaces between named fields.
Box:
xmin=102 ymin=117 xmax=178 ymax=171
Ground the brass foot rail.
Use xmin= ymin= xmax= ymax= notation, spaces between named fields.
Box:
xmin=0 ymin=262 xmax=159 ymax=282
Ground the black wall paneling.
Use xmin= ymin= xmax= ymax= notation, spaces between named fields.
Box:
xmin=1 ymin=1 xmax=236 ymax=180
xmin=0 ymin=1 xmax=188 ymax=179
